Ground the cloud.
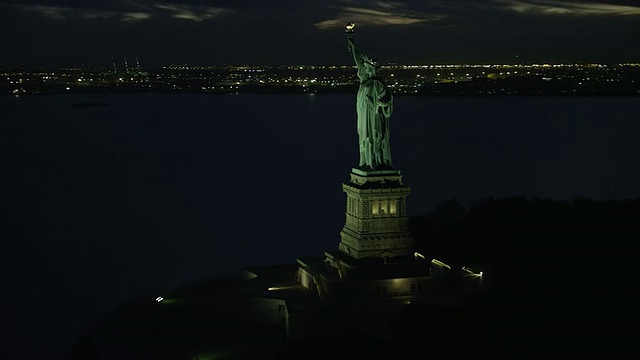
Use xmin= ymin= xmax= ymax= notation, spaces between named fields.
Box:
xmin=154 ymin=4 xmax=229 ymax=22
xmin=9 ymin=1 xmax=231 ymax=22
xmin=21 ymin=6 xmax=70 ymax=20
xmin=121 ymin=12 xmax=151 ymax=22
xmin=314 ymin=2 xmax=444 ymax=30
xmin=82 ymin=11 xmax=117 ymax=20
xmin=499 ymin=0 xmax=640 ymax=16
xmin=19 ymin=5 xmax=134 ymax=21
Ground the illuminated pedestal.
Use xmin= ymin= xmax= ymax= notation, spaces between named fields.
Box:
xmin=295 ymin=167 xmax=483 ymax=302
xmin=296 ymin=167 xmax=432 ymax=299
xmin=337 ymin=167 xmax=413 ymax=260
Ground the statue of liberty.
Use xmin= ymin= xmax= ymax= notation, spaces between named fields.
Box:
xmin=345 ymin=23 xmax=394 ymax=170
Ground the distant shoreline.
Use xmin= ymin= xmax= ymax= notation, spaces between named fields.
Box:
xmin=6 ymin=86 xmax=640 ymax=97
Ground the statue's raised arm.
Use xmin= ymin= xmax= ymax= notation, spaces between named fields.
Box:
xmin=345 ymin=23 xmax=364 ymax=68
xmin=345 ymin=23 xmax=370 ymax=81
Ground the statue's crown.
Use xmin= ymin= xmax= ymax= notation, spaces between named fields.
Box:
xmin=360 ymin=54 xmax=378 ymax=67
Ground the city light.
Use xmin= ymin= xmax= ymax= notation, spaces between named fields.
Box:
xmin=2 ymin=61 xmax=639 ymax=95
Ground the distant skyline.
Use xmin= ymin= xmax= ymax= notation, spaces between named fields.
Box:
xmin=1 ymin=1 xmax=640 ymax=67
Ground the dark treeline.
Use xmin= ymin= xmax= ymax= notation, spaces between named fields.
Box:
xmin=396 ymin=196 xmax=640 ymax=357
xmin=409 ymin=196 xmax=640 ymax=267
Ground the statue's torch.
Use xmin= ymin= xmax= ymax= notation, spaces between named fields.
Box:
xmin=345 ymin=22 xmax=356 ymax=37
xmin=345 ymin=22 xmax=356 ymax=50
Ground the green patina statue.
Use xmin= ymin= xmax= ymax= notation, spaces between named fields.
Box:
xmin=345 ymin=22 xmax=394 ymax=170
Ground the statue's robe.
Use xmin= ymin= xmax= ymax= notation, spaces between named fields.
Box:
xmin=356 ymin=75 xmax=393 ymax=170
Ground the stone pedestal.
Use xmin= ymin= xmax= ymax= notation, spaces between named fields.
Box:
xmin=337 ymin=168 xmax=413 ymax=260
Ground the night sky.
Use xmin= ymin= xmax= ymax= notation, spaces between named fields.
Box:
xmin=1 ymin=0 xmax=640 ymax=67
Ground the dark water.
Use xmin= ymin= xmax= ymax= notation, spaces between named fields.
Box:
xmin=1 ymin=93 xmax=639 ymax=359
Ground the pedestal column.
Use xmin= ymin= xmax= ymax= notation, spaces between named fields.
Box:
xmin=338 ymin=168 xmax=413 ymax=260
